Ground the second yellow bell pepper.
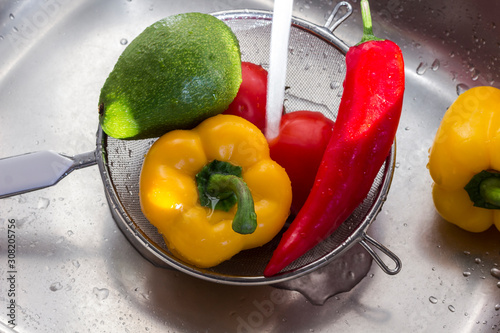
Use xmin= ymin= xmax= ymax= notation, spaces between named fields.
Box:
xmin=139 ymin=114 xmax=292 ymax=268
xmin=428 ymin=86 xmax=500 ymax=232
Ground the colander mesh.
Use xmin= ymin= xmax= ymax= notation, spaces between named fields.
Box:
xmin=101 ymin=12 xmax=392 ymax=282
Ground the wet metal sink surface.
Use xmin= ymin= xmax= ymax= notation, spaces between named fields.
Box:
xmin=1 ymin=0 xmax=500 ymax=332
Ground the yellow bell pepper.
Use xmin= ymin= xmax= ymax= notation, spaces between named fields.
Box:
xmin=139 ymin=114 xmax=292 ymax=268
xmin=428 ymin=86 xmax=500 ymax=232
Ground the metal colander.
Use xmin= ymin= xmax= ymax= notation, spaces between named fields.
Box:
xmin=0 ymin=3 xmax=401 ymax=285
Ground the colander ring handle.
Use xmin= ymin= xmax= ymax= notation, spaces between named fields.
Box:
xmin=359 ymin=233 xmax=402 ymax=275
xmin=324 ymin=1 xmax=353 ymax=32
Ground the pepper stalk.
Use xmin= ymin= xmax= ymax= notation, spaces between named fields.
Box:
xmin=358 ymin=0 xmax=383 ymax=45
xmin=196 ymin=160 xmax=257 ymax=234
xmin=465 ymin=170 xmax=500 ymax=209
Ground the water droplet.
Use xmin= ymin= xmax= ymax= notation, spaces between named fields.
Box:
xmin=475 ymin=258 xmax=482 ymax=264
xmin=120 ymin=38 xmax=128 ymax=45
xmin=471 ymin=69 xmax=480 ymax=81
xmin=456 ymin=83 xmax=469 ymax=95
xmin=429 ymin=296 xmax=438 ymax=304
xmin=491 ymin=268 xmax=500 ymax=279
xmin=67 ymin=230 xmax=74 ymax=236
xmin=495 ymin=304 xmax=500 ymax=311
xmin=330 ymin=81 xmax=340 ymax=89
xmin=141 ymin=291 xmax=151 ymax=300
xmin=37 ymin=197 xmax=50 ymax=209
xmin=50 ymin=282 xmax=63 ymax=291
xmin=9 ymin=13 xmax=15 ymax=20
xmin=93 ymin=287 xmax=110 ymax=300
xmin=431 ymin=59 xmax=440 ymax=71
xmin=463 ymin=251 xmax=471 ymax=255
xmin=416 ymin=62 xmax=428 ymax=75
xmin=463 ymin=271 xmax=471 ymax=277
xmin=448 ymin=305 xmax=456 ymax=312
xmin=72 ymin=260 xmax=80 ymax=268
xmin=404 ymin=126 xmax=410 ymax=131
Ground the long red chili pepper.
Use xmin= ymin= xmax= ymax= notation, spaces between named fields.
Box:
xmin=264 ymin=0 xmax=405 ymax=277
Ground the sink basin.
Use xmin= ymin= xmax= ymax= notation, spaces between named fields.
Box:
xmin=0 ymin=0 xmax=499 ymax=332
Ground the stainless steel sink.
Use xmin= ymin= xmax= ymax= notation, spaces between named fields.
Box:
xmin=1 ymin=0 xmax=499 ymax=332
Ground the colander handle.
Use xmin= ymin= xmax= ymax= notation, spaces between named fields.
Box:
xmin=360 ymin=233 xmax=402 ymax=275
xmin=324 ymin=1 xmax=353 ymax=32
xmin=0 ymin=150 xmax=97 ymax=199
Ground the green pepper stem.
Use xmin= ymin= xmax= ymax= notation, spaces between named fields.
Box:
xmin=480 ymin=177 xmax=500 ymax=207
xmin=206 ymin=174 xmax=257 ymax=235
xmin=464 ymin=170 xmax=500 ymax=209
xmin=358 ymin=0 xmax=384 ymax=45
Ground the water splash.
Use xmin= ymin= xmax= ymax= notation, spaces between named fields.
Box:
xmin=266 ymin=0 xmax=294 ymax=140
xmin=273 ymin=243 xmax=372 ymax=305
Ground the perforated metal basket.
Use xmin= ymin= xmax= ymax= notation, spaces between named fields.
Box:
xmin=0 ymin=3 xmax=401 ymax=285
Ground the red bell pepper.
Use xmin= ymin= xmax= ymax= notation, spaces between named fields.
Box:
xmin=269 ymin=111 xmax=334 ymax=214
xmin=264 ymin=0 xmax=405 ymax=276
xmin=224 ymin=62 xmax=268 ymax=133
